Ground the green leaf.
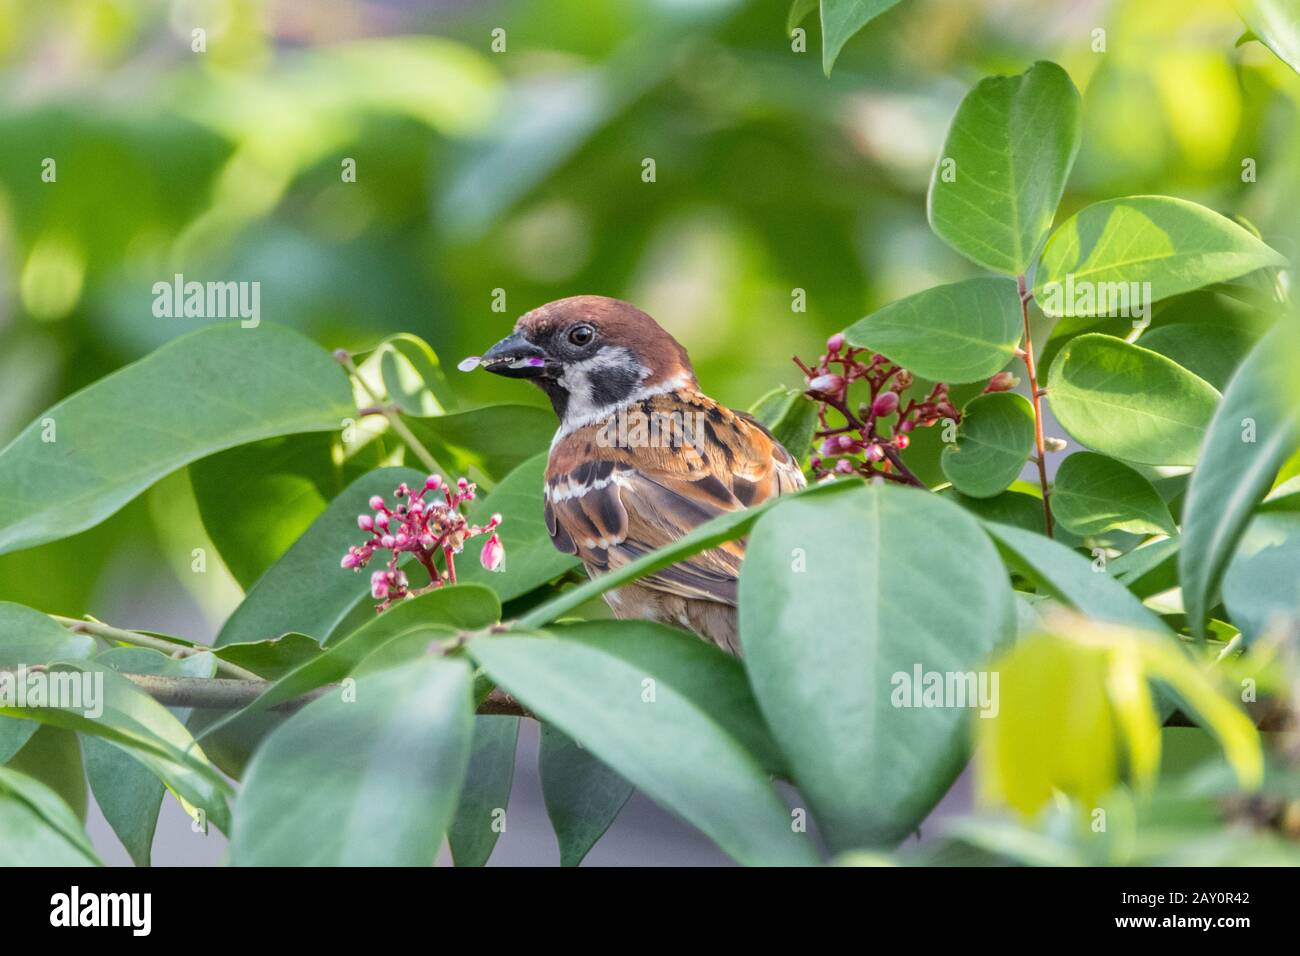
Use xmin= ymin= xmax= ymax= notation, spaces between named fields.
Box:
xmin=1034 ymin=197 xmax=1288 ymax=316
xmin=981 ymin=521 xmax=1169 ymax=632
xmin=448 ymin=715 xmax=519 ymax=867
xmin=1108 ymin=536 xmax=1182 ymax=599
xmin=516 ymin=478 xmax=856 ymax=629
xmin=0 ymin=718 xmax=37 ymax=764
xmin=787 ymin=0 xmax=819 ymax=34
xmin=355 ymin=332 xmax=458 ymax=416
xmin=844 ymin=278 xmax=1022 ymax=384
xmin=1052 ymin=452 xmax=1178 ymax=537
xmin=539 ymin=724 xmax=632 ymax=867
xmin=820 ymin=0 xmax=903 ymax=75
xmin=0 ymin=601 xmax=95 ymax=667
xmin=1180 ymin=322 xmax=1300 ymax=636
xmin=1046 ymin=334 xmax=1220 ymax=466
xmin=5 ymin=725 xmax=86 ymax=822
xmin=928 ymin=61 xmax=1081 ymax=274
xmin=751 ymin=386 xmax=819 ymax=463
xmin=469 ymin=633 xmax=817 ymax=865
xmin=1237 ymin=0 xmax=1300 ymax=74
xmin=0 ymin=661 xmax=232 ymax=833
xmin=941 ymin=392 xmax=1035 ymax=498
xmin=0 ymin=766 xmax=102 ymax=866
xmin=1222 ymin=512 xmax=1300 ymax=643
xmin=211 ymin=633 xmax=324 ymax=681
xmin=1138 ymin=323 xmax=1259 ymax=392
xmin=942 ymin=487 xmax=1081 ymax=548
xmin=402 ymin=404 xmax=555 ymax=485
xmin=0 ymin=324 xmax=354 ymax=556
xmin=550 ymin=619 xmax=787 ymax=774
xmin=231 ymin=656 xmax=475 ymax=865
xmin=83 ymin=647 xmax=217 ymax=867
xmin=451 ymin=453 xmax=582 ymax=601
xmin=191 ymin=434 xmax=337 ymax=589
xmin=215 ymin=466 xmax=425 ymax=647
xmin=739 ymin=483 xmax=1015 ymax=850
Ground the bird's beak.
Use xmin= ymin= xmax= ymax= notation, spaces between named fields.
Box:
xmin=479 ymin=332 xmax=552 ymax=379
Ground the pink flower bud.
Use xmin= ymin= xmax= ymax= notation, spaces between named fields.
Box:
xmin=426 ymin=475 xmax=442 ymax=490
xmin=420 ymin=533 xmax=436 ymax=550
xmin=370 ymin=571 xmax=389 ymax=600
xmin=380 ymin=535 xmax=396 ymax=548
xmin=826 ymin=333 xmax=845 ymax=353
xmin=899 ymin=419 xmax=914 ymax=433
xmin=865 ymin=443 xmax=885 ymax=462
xmin=374 ymin=512 xmax=389 ymax=530
xmin=895 ymin=434 xmax=910 ymax=450
xmin=983 ymin=371 xmax=1019 ymax=393
xmin=479 ymin=533 xmax=505 ymax=573
xmin=394 ymin=533 xmax=409 ymax=547
xmin=489 ymin=513 xmax=502 ymax=527
xmin=457 ymin=477 xmax=468 ymax=490
xmin=807 ymin=374 xmax=845 ymax=398
xmin=368 ymin=495 xmax=385 ymax=510
xmin=341 ymin=552 xmax=361 ymax=569
xmin=871 ymin=392 xmax=899 ymax=416
xmin=834 ymin=459 xmax=855 ymax=475
xmin=820 ymin=437 xmax=840 ymax=456
xmin=358 ymin=515 xmax=374 ymax=532
xmin=836 ymin=434 xmax=855 ymax=451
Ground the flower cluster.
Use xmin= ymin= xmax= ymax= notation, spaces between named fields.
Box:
xmin=794 ymin=334 xmax=960 ymax=484
xmin=341 ymin=475 xmax=503 ymax=611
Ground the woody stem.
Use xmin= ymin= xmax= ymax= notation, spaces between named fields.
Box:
xmin=1017 ymin=274 xmax=1054 ymax=538
xmin=334 ymin=351 xmax=441 ymax=475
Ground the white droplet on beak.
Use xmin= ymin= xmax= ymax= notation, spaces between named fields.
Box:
xmin=457 ymin=356 xmax=481 ymax=372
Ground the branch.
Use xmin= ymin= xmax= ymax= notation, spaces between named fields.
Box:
xmin=51 ymin=616 xmax=261 ymax=681
xmin=1016 ymin=275 xmax=1054 ymax=538
xmin=334 ymin=349 xmax=442 ymax=474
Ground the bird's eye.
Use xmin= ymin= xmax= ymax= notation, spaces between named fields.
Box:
xmin=567 ymin=324 xmax=595 ymax=347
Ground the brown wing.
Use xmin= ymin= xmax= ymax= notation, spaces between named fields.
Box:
xmin=544 ymin=389 xmax=805 ymax=606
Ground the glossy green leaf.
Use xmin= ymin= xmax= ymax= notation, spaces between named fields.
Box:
xmin=469 ymin=633 xmax=817 ymax=866
xmin=451 ymin=453 xmax=581 ymax=601
xmin=83 ymin=647 xmax=216 ymax=867
xmin=1047 ymin=334 xmax=1220 ymax=465
xmin=844 ymin=278 xmax=1022 ymax=384
xmin=928 ymin=61 xmax=1081 ymax=274
xmin=1180 ymin=322 xmax=1300 ymax=636
xmin=1034 ymin=197 xmax=1287 ymax=316
xmin=0 ymin=766 xmax=102 ymax=866
xmin=403 ymin=404 xmax=555 ymax=485
xmin=1138 ymin=323 xmax=1258 ymax=392
xmin=539 ymin=724 xmax=632 ymax=867
xmin=215 ymin=466 xmax=425 ymax=647
xmin=448 ymin=715 xmax=519 ymax=867
xmin=1052 ymin=452 xmax=1177 ymax=537
xmin=231 ymin=656 xmax=475 ymax=865
xmin=739 ymin=483 xmax=1016 ymax=851
xmin=1222 ymin=512 xmax=1300 ymax=643
xmin=941 ymin=392 xmax=1035 ymax=498
xmin=1238 ymin=0 xmax=1300 ymax=73
xmin=0 ymin=324 xmax=354 ymax=556
xmin=820 ymin=0 xmax=903 ymax=75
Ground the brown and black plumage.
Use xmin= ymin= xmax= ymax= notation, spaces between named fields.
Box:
xmin=477 ymin=295 xmax=804 ymax=652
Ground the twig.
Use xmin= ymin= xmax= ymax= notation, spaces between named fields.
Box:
xmin=1017 ymin=275 xmax=1054 ymax=537
xmin=50 ymin=616 xmax=261 ymax=681
xmin=334 ymin=350 xmax=442 ymax=474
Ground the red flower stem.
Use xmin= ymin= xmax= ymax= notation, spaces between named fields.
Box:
xmin=444 ymin=547 xmax=457 ymax=585
xmin=1017 ymin=274 xmax=1054 ymax=538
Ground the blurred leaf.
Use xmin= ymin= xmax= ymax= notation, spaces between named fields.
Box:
xmin=0 ymin=766 xmax=102 ymax=866
xmin=402 ymin=405 xmax=555 ymax=486
xmin=448 ymin=716 xmax=519 ymax=867
xmin=83 ymin=647 xmax=217 ymax=867
xmin=787 ymin=0 xmax=819 ymax=34
xmin=1237 ymin=0 xmax=1300 ymax=74
xmin=0 ymin=324 xmax=354 ymax=556
xmin=191 ymin=434 xmax=337 ymax=590
xmin=539 ymin=724 xmax=632 ymax=867
xmin=1047 ymin=334 xmax=1220 ymax=466
xmin=355 ymin=333 xmax=458 ymax=416
xmin=1108 ymin=536 xmax=1182 ymax=599
xmin=469 ymin=632 xmax=817 ymax=866
xmin=820 ymin=0 xmax=904 ymax=75
xmin=1034 ymin=197 xmax=1287 ymax=316
xmin=1052 ymin=452 xmax=1178 ymax=537
xmin=230 ymin=656 xmax=475 ymax=866
xmin=943 ymin=487 xmax=1081 ymax=549
xmin=928 ymin=61 xmax=1081 ymax=274
xmin=751 ymin=386 xmax=819 ymax=463
xmin=215 ymin=466 xmax=425 ymax=648
xmin=1138 ymin=322 xmax=1258 ymax=392
xmin=0 ymin=718 xmax=36 ymax=765
xmin=941 ymin=393 xmax=1035 ymax=498
xmin=0 ymin=601 xmax=95 ymax=667
xmin=740 ymin=483 xmax=1015 ymax=851
xmin=1180 ymin=322 xmax=1300 ymax=637
xmin=844 ymin=278 xmax=1021 ymax=384
xmin=1222 ymin=512 xmax=1300 ymax=643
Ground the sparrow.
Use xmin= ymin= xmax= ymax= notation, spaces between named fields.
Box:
xmin=476 ymin=295 xmax=805 ymax=653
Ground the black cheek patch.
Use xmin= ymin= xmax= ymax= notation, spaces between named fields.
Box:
xmin=588 ymin=364 xmax=643 ymax=408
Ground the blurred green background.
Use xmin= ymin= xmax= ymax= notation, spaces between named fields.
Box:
xmin=0 ymin=0 xmax=1297 ymax=637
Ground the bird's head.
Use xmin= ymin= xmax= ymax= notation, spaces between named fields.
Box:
xmin=476 ymin=295 xmax=696 ymax=426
